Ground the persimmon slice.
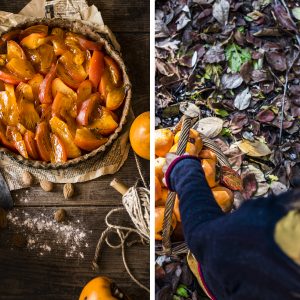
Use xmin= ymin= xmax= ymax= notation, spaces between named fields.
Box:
xmin=24 ymin=130 xmax=39 ymax=160
xmin=49 ymin=116 xmax=81 ymax=159
xmin=106 ymin=87 xmax=125 ymax=111
xmin=35 ymin=121 xmax=52 ymax=162
xmin=21 ymin=33 xmax=48 ymax=50
xmin=39 ymin=63 xmax=57 ymax=104
xmin=74 ymin=127 xmax=108 ymax=151
xmin=0 ymin=69 xmax=23 ymax=85
xmin=50 ymin=133 xmax=67 ymax=163
xmin=104 ymin=56 xmax=122 ymax=86
xmin=77 ymin=80 xmax=93 ymax=107
xmin=6 ymin=58 xmax=35 ymax=80
xmin=6 ymin=126 xmax=28 ymax=158
xmin=89 ymin=50 xmax=104 ymax=89
xmin=76 ymin=96 xmax=98 ymax=126
xmin=7 ymin=41 xmax=26 ymax=61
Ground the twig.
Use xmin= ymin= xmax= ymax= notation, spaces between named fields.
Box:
xmin=278 ymin=0 xmax=300 ymax=45
xmin=279 ymin=50 xmax=300 ymax=142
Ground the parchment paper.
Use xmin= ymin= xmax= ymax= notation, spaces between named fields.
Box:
xmin=0 ymin=0 xmax=133 ymax=191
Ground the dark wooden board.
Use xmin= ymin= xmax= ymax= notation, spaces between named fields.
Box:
xmin=0 ymin=207 xmax=149 ymax=300
xmin=0 ymin=0 xmax=150 ymax=299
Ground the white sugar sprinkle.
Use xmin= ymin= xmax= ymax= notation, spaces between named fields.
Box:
xmin=7 ymin=210 xmax=91 ymax=258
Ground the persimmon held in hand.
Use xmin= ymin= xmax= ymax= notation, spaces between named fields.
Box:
xmin=212 ymin=185 xmax=234 ymax=213
xmin=155 ymin=207 xmax=177 ymax=241
xmin=155 ymin=128 xmax=174 ymax=157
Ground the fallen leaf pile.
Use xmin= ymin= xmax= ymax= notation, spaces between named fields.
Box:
xmin=156 ymin=256 xmax=209 ymax=300
xmin=155 ymin=0 xmax=300 ymax=201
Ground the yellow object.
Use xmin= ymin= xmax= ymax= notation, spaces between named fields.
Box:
xmin=155 ymin=128 xmax=174 ymax=157
xmin=155 ymin=176 xmax=162 ymax=202
xmin=129 ymin=111 xmax=150 ymax=160
xmin=79 ymin=277 xmax=117 ymax=300
xmin=211 ymin=185 xmax=234 ymax=213
xmin=155 ymin=157 xmax=166 ymax=182
xmin=155 ymin=206 xmax=176 ymax=240
xmin=174 ymin=129 xmax=203 ymax=154
xmin=169 ymin=142 xmax=198 ymax=156
xmin=201 ymin=159 xmax=218 ymax=188
xmin=274 ymin=210 xmax=300 ymax=265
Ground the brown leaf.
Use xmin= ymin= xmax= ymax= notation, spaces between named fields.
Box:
xmin=238 ymin=139 xmax=272 ymax=157
xmin=256 ymin=109 xmax=275 ymax=123
xmin=240 ymin=61 xmax=253 ymax=83
xmin=242 ymin=173 xmax=257 ymax=200
xmin=221 ymin=166 xmax=243 ymax=191
xmin=273 ymin=4 xmax=298 ymax=32
xmin=265 ymin=51 xmax=287 ymax=72
xmin=203 ymin=44 xmax=225 ymax=63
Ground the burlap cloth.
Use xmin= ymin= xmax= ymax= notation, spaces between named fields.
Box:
xmin=0 ymin=0 xmax=134 ymax=191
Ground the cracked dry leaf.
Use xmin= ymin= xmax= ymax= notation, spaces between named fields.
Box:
xmin=196 ymin=117 xmax=224 ymax=138
xmin=213 ymin=0 xmax=230 ymax=26
xmin=234 ymin=88 xmax=251 ymax=110
xmin=238 ymin=139 xmax=272 ymax=157
xmin=221 ymin=73 xmax=243 ymax=89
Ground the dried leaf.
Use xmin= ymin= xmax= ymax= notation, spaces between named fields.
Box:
xmin=196 ymin=117 xmax=224 ymax=138
xmin=273 ymin=4 xmax=298 ymax=32
xmin=270 ymin=181 xmax=288 ymax=195
xmin=213 ymin=0 xmax=230 ymax=26
xmin=221 ymin=166 xmax=243 ymax=191
xmin=265 ymin=51 xmax=287 ymax=72
xmin=234 ymin=88 xmax=251 ymax=110
xmin=203 ymin=44 xmax=225 ymax=64
xmin=292 ymin=7 xmax=300 ymax=21
xmin=221 ymin=73 xmax=243 ymax=89
xmin=242 ymin=173 xmax=257 ymax=199
xmin=256 ymin=110 xmax=275 ymax=123
xmin=238 ymin=139 xmax=272 ymax=157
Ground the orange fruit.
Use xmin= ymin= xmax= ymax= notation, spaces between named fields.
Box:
xmin=129 ymin=111 xmax=150 ymax=160
xmin=174 ymin=128 xmax=203 ymax=154
xmin=199 ymin=149 xmax=217 ymax=162
xmin=79 ymin=276 xmax=118 ymax=300
xmin=155 ymin=206 xmax=177 ymax=240
xmin=201 ymin=158 xmax=218 ymax=188
xmin=155 ymin=176 xmax=162 ymax=202
xmin=155 ymin=128 xmax=174 ymax=157
xmin=170 ymin=142 xmax=198 ymax=156
xmin=156 ymin=188 xmax=168 ymax=206
xmin=155 ymin=157 xmax=166 ymax=182
xmin=212 ymin=185 xmax=234 ymax=213
xmin=174 ymin=195 xmax=181 ymax=222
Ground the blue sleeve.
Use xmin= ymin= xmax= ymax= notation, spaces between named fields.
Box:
xmin=168 ymin=157 xmax=225 ymax=254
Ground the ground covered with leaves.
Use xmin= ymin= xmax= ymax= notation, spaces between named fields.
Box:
xmin=155 ymin=0 xmax=300 ymax=299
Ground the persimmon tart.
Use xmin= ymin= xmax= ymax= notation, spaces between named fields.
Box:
xmin=0 ymin=19 xmax=131 ymax=168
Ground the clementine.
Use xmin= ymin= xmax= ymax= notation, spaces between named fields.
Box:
xmin=155 ymin=128 xmax=174 ymax=157
xmin=129 ymin=111 xmax=150 ymax=160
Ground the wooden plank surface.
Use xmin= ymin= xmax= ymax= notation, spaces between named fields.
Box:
xmin=0 ymin=1 xmax=150 ymax=299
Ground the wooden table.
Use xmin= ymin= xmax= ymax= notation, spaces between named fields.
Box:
xmin=0 ymin=1 xmax=149 ymax=299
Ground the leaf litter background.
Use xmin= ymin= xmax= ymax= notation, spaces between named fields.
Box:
xmin=155 ymin=0 xmax=300 ymax=299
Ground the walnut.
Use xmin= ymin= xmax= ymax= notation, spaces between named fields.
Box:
xmin=54 ymin=209 xmax=66 ymax=222
xmin=0 ymin=208 xmax=7 ymax=229
xmin=22 ymin=171 xmax=34 ymax=187
xmin=40 ymin=180 xmax=54 ymax=192
xmin=63 ymin=183 xmax=74 ymax=199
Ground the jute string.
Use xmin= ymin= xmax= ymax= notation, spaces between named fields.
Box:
xmin=92 ymin=152 xmax=150 ymax=293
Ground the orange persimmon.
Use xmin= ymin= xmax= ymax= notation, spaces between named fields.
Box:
xmin=129 ymin=111 xmax=150 ymax=160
